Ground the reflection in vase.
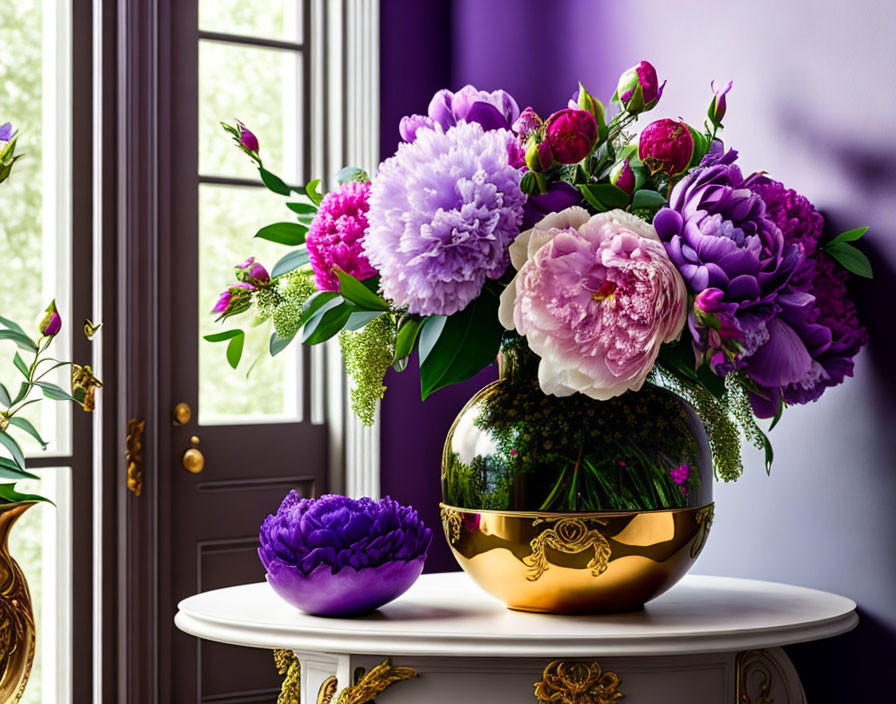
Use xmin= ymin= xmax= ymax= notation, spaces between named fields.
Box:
xmin=0 ymin=501 xmax=36 ymax=703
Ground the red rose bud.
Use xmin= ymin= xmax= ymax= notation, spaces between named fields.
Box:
xmin=234 ymin=257 xmax=271 ymax=285
xmin=609 ymin=157 xmax=645 ymax=195
xmin=616 ymin=61 xmax=665 ymax=115
xmin=38 ymin=300 xmax=62 ymax=338
xmin=524 ymin=139 xmax=553 ymax=173
xmin=238 ymin=121 xmax=259 ymax=153
xmin=708 ymin=80 xmax=733 ymax=127
xmin=512 ymin=107 xmax=542 ymax=138
xmin=638 ymin=119 xmax=695 ymax=176
xmin=543 ymin=109 xmax=598 ymax=165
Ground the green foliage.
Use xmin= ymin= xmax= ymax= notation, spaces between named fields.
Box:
xmin=271 ymin=270 xmax=317 ymax=339
xmin=338 ymin=314 xmax=397 ymax=426
xmin=255 ymin=222 xmax=308 ymax=246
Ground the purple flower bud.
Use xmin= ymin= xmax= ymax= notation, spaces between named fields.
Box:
xmin=238 ymin=121 xmax=259 ymax=153
xmin=543 ymin=109 xmax=598 ymax=165
xmin=609 ymin=157 xmax=645 ymax=195
xmin=512 ymin=107 xmax=542 ymax=138
xmin=638 ymin=119 xmax=695 ymax=175
xmin=212 ymin=282 xmax=255 ymax=318
xmin=0 ymin=123 xmax=12 ymax=142
xmin=234 ymin=257 xmax=271 ymax=285
xmin=38 ymin=300 xmax=62 ymax=338
xmin=708 ymin=80 xmax=733 ymax=126
xmin=616 ymin=61 xmax=665 ymax=115
xmin=524 ymin=139 xmax=553 ymax=173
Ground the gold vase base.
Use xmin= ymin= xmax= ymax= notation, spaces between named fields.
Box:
xmin=440 ymin=502 xmax=714 ymax=614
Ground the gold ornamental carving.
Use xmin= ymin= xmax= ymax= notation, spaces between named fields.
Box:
xmin=0 ymin=502 xmax=37 ymax=703
xmin=336 ymin=658 xmax=418 ymax=704
xmin=274 ymin=649 xmax=301 ymax=704
xmin=523 ymin=517 xmax=611 ymax=581
xmin=534 ymin=659 xmax=623 ymax=704
xmin=440 ymin=506 xmax=462 ymax=545
xmin=125 ymin=418 xmax=145 ymax=496
xmin=736 ymin=650 xmax=775 ymax=704
xmin=317 ymin=675 xmax=338 ymax=704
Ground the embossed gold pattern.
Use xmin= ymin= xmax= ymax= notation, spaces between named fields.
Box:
xmin=440 ymin=506 xmax=462 ymax=545
xmin=524 ymin=517 xmax=611 ymax=581
xmin=534 ymin=659 xmax=623 ymax=704
xmin=336 ymin=658 xmax=418 ymax=704
xmin=736 ymin=650 xmax=775 ymax=704
xmin=441 ymin=502 xmax=713 ymax=612
xmin=274 ymin=649 xmax=301 ymax=704
xmin=0 ymin=502 xmax=37 ymax=703
xmin=317 ymin=675 xmax=338 ymax=704
xmin=126 ymin=418 xmax=146 ymax=496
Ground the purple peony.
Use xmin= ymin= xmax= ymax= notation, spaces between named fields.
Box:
xmin=258 ymin=492 xmax=432 ymax=615
xmin=399 ymin=85 xmax=520 ymax=142
xmin=521 ymin=181 xmax=582 ymax=229
xmin=616 ymin=61 xmax=665 ymax=115
xmin=365 ymin=121 xmax=526 ymax=316
xmin=306 ymin=180 xmax=377 ymax=292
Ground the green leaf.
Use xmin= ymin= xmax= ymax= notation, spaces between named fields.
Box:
xmin=269 ymin=332 xmax=295 ymax=357
xmin=0 ymin=460 xmax=39 ymax=481
xmin=418 ymin=316 xmax=447 ymax=365
xmin=0 ymin=429 xmax=26 ymax=469
xmin=336 ymin=166 xmax=369 ymax=184
xmin=394 ymin=317 xmax=424 ymax=362
xmin=757 ymin=427 xmax=774 ymax=475
xmin=301 ymin=300 xmax=353 ymax=345
xmin=258 ymin=166 xmax=291 ymax=196
xmin=577 ymin=185 xmax=608 ymax=212
xmin=0 ymin=483 xmax=52 ymax=504
xmin=271 ymin=248 xmax=310 ymax=278
xmin=35 ymin=381 xmax=77 ymax=403
xmin=203 ymin=329 xmax=244 ymax=343
xmin=0 ymin=330 xmax=38 ymax=353
xmin=0 ymin=384 xmax=10 ymax=407
xmin=768 ymin=398 xmax=785 ymax=432
xmin=344 ymin=311 xmax=382 ymax=331
xmin=226 ymin=331 xmax=245 ymax=369
xmin=13 ymin=353 xmax=29 ymax=378
xmin=335 ymin=269 xmax=389 ymax=311
xmin=11 ymin=382 xmax=29 ymax=405
xmin=297 ymin=292 xmax=342 ymax=328
xmin=588 ymin=183 xmax=631 ymax=208
xmin=631 ymin=189 xmax=667 ymax=209
xmin=419 ymin=292 xmax=503 ymax=400
xmin=285 ymin=201 xmax=318 ymax=215
xmin=0 ymin=315 xmax=26 ymax=335
xmin=826 ymin=226 xmax=869 ymax=248
xmin=826 ymin=243 xmax=873 ymax=279
xmin=305 ymin=179 xmax=323 ymax=206
xmin=255 ymin=222 xmax=308 ymax=246
xmin=7 ymin=417 xmax=47 ymax=449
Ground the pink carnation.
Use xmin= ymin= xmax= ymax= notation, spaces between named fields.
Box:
xmin=498 ymin=207 xmax=687 ymax=400
xmin=306 ymin=181 xmax=377 ymax=292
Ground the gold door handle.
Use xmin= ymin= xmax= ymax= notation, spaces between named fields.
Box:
xmin=173 ymin=402 xmax=192 ymax=425
xmin=182 ymin=435 xmax=204 ymax=474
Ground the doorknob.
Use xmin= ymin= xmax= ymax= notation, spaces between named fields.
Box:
xmin=173 ymin=402 xmax=192 ymax=425
xmin=182 ymin=435 xmax=204 ymax=474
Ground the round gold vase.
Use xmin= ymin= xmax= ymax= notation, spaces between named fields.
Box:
xmin=440 ymin=502 xmax=714 ymax=613
xmin=0 ymin=501 xmax=36 ymax=703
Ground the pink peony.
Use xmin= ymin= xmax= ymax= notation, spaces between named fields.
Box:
xmin=306 ymin=180 xmax=377 ymax=292
xmin=498 ymin=207 xmax=687 ymax=400
xmin=543 ymin=109 xmax=598 ymax=164
xmin=638 ymin=119 xmax=695 ymax=176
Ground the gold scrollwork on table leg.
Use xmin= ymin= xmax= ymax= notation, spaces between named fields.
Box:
xmin=125 ymin=418 xmax=146 ymax=497
xmin=317 ymin=675 xmax=338 ymax=704
xmin=274 ymin=649 xmax=301 ymax=704
xmin=523 ymin=517 xmax=611 ymax=581
xmin=336 ymin=658 xmax=418 ymax=704
xmin=440 ymin=506 xmax=462 ymax=545
xmin=736 ymin=650 xmax=775 ymax=704
xmin=534 ymin=659 xmax=623 ymax=704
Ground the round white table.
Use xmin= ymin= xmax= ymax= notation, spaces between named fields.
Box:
xmin=176 ymin=572 xmax=857 ymax=703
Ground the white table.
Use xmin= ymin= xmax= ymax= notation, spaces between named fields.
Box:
xmin=175 ymin=572 xmax=857 ymax=703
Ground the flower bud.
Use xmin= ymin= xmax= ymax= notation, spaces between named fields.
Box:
xmin=0 ymin=123 xmax=20 ymax=185
xmin=572 ymin=83 xmax=605 ymax=129
xmin=213 ymin=282 xmax=255 ymax=319
xmin=609 ymin=157 xmax=645 ymax=195
xmin=238 ymin=121 xmax=259 ymax=153
xmin=707 ymin=80 xmax=733 ymax=127
xmin=524 ymin=139 xmax=553 ymax=173
xmin=615 ymin=61 xmax=665 ymax=115
xmin=512 ymin=107 xmax=542 ymax=138
xmin=234 ymin=257 xmax=271 ymax=285
xmin=638 ymin=119 xmax=695 ymax=176
xmin=543 ymin=109 xmax=598 ymax=165
xmin=38 ymin=300 xmax=62 ymax=338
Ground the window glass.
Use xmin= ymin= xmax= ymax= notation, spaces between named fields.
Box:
xmin=199 ymin=0 xmax=302 ymax=43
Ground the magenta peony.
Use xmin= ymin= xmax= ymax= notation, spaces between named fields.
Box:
xmin=638 ymin=119 xmax=695 ymax=175
xmin=306 ymin=180 xmax=377 ymax=292
xmin=498 ymin=207 xmax=687 ymax=400
xmin=543 ymin=109 xmax=598 ymax=164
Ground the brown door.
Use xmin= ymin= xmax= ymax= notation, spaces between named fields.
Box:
xmin=161 ymin=2 xmax=327 ymax=702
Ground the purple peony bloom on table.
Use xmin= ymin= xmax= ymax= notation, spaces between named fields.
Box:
xmin=365 ymin=121 xmax=526 ymax=316
xmin=306 ymin=180 xmax=377 ymax=292
xmin=258 ymin=492 xmax=432 ymax=616
xmin=399 ymin=85 xmax=520 ymax=142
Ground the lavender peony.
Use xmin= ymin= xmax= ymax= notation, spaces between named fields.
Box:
xmin=365 ymin=121 xmax=526 ymax=316
xmin=498 ymin=207 xmax=687 ymax=400
xmin=399 ymin=85 xmax=520 ymax=142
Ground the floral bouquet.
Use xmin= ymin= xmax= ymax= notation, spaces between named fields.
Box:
xmin=211 ymin=61 xmax=869 ymax=482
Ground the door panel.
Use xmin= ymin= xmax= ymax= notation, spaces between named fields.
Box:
xmin=167 ymin=2 xmax=324 ymax=701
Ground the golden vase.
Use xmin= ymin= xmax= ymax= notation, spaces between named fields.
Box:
xmin=0 ymin=502 xmax=36 ymax=703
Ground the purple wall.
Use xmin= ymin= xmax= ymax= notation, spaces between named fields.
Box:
xmin=380 ymin=1 xmax=893 ymax=699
